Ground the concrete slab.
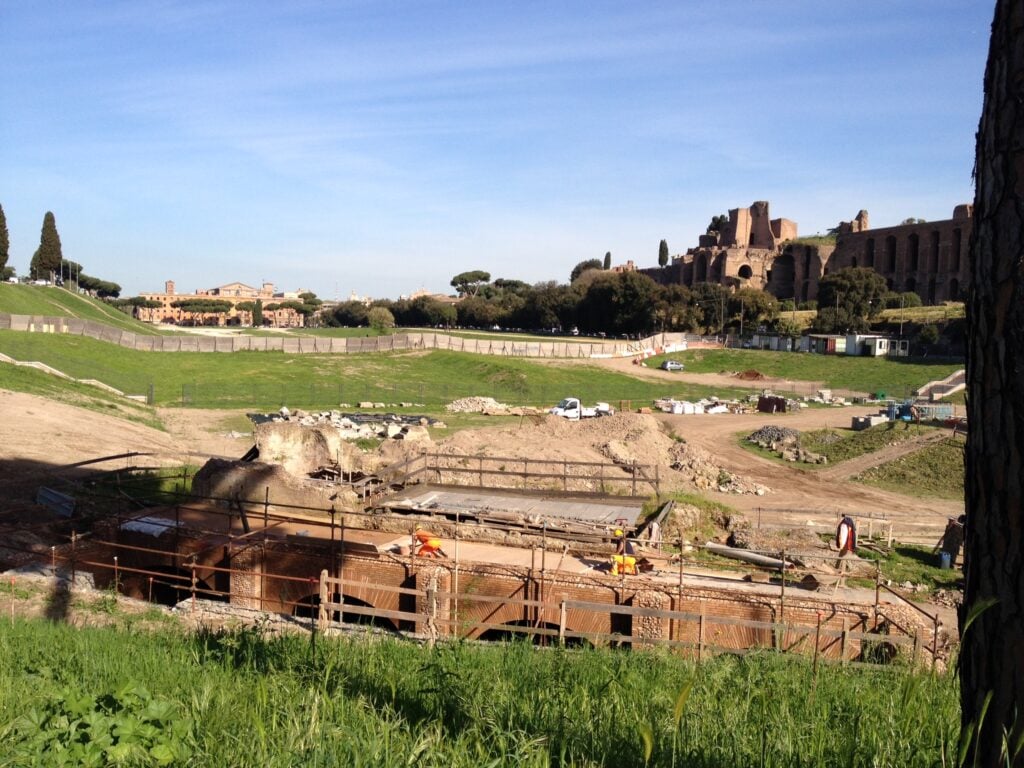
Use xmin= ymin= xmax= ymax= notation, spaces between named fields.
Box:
xmin=385 ymin=486 xmax=644 ymax=528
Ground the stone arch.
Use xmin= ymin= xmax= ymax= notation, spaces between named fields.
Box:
xmin=905 ymin=277 xmax=917 ymax=294
xmin=929 ymin=231 xmax=940 ymax=272
xmin=800 ymin=280 xmax=810 ymax=303
xmin=908 ymin=233 xmax=920 ymax=272
xmin=949 ymin=277 xmax=961 ymax=301
xmin=927 ymin=276 xmax=937 ymax=305
xmin=851 ymin=256 xmax=858 ymax=269
xmin=768 ymin=252 xmax=795 ymax=300
xmin=694 ymin=253 xmax=708 ymax=283
xmin=885 ymin=236 xmax=897 ymax=272
xmin=952 ymin=228 xmax=963 ymax=272
xmin=738 ymin=264 xmax=753 ymax=280
xmin=865 ymin=238 xmax=876 ymax=268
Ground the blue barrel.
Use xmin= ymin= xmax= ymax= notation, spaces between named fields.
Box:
xmin=938 ymin=551 xmax=952 ymax=569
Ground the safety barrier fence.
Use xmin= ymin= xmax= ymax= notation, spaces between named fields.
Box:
xmin=0 ymin=313 xmax=700 ymax=359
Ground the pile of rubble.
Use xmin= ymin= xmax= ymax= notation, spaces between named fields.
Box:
xmin=654 ymin=397 xmax=748 ymax=415
xmin=747 ymin=424 xmax=827 ymax=466
xmin=444 ymin=396 xmax=543 ymax=416
xmin=668 ymin=441 xmax=769 ymax=495
xmin=747 ymin=425 xmax=800 ymax=445
xmin=252 ymin=408 xmax=441 ymax=441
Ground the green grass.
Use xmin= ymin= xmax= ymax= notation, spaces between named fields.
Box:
xmin=0 ymin=618 xmax=959 ymax=767
xmin=0 ymin=284 xmax=166 ymax=336
xmin=0 ymin=361 xmax=163 ymax=429
xmin=646 ymin=348 xmax=962 ymax=397
xmin=856 ymin=437 xmax=965 ymax=501
xmin=878 ymin=302 xmax=964 ymax=323
xmin=801 ymin=422 xmax=942 ymax=463
xmin=855 ymin=543 xmax=963 ymax=593
xmin=0 ymin=332 xmax=758 ymax=410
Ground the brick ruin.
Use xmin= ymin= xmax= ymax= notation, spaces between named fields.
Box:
xmin=644 ymin=201 xmax=972 ymax=305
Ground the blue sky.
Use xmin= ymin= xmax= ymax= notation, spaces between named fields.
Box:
xmin=0 ymin=1 xmax=992 ymax=299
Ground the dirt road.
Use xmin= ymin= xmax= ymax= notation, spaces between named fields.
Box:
xmin=655 ymin=407 xmax=962 ymax=543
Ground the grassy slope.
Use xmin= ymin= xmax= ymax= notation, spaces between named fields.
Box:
xmin=800 ymin=422 xmax=943 ymax=463
xmin=0 ymin=618 xmax=958 ymax=767
xmin=856 ymin=437 xmax=965 ymax=501
xmin=0 ymin=362 xmax=163 ymax=429
xmin=0 ymin=284 xmax=164 ymax=336
xmin=647 ymin=348 xmax=961 ymax=397
xmin=0 ymin=332 xmax=757 ymax=409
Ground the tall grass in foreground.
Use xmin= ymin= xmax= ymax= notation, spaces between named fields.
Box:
xmin=0 ymin=618 xmax=958 ymax=767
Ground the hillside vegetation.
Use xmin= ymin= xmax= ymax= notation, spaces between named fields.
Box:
xmin=856 ymin=437 xmax=965 ymax=500
xmin=0 ymin=284 xmax=164 ymax=336
xmin=0 ymin=618 xmax=958 ymax=767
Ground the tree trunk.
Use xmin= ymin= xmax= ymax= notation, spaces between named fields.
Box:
xmin=962 ymin=1 xmax=1024 ymax=765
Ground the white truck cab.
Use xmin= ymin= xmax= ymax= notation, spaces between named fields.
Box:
xmin=550 ymin=397 xmax=614 ymax=420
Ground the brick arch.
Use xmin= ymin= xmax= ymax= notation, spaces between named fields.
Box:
xmin=292 ymin=591 xmax=400 ymax=631
xmin=120 ymin=564 xmax=224 ymax=606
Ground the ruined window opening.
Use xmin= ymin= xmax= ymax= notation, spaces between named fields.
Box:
xmin=929 ymin=231 xmax=940 ymax=272
xmin=865 ymin=238 xmax=875 ymax=268
xmin=952 ymin=228 xmax=962 ymax=272
xmin=886 ymin=236 xmax=897 ymax=272
xmin=908 ymin=233 xmax=920 ymax=272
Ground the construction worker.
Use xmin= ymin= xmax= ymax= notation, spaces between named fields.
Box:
xmin=413 ymin=528 xmax=447 ymax=558
xmin=611 ymin=528 xmax=637 ymax=575
xmin=833 ymin=516 xmax=857 ymax=581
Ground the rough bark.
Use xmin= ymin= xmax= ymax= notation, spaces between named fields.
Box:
xmin=962 ymin=1 xmax=1024 ymax=765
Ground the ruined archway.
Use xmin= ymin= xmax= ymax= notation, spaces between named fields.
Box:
xmin=694 ymin=253 xmax=708 ymax=283
xmin=737 ymin=264 xmax=753 ymax=280
xmin=126 ymin=565 xmax=224 ymax=606
xmin=767 ymin=252 xmax=795 ymax=300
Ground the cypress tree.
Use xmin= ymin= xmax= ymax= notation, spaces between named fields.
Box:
xmin=658 ymin=239 xmax=669 ymax=267
xmin=253 ymin=298 xmax=264 ymax=327
xmin=603 ymin=251 xmax=612 ymax=270
xmin=0 ymin=204 xmax=9 ymax=277
xmin=31 ymin=211 xmax=63 ymax=280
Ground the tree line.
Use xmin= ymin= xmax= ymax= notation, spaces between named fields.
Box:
xmin=0 ymin=205 xmax=121 ymax=296
xmin=327 ymin=261 xmax=944 ymax=341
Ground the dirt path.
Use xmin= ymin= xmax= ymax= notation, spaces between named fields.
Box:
xmin=818 ymin=429 xmax=950 ymax=481
xmin=584 ymin=356 xmax=869 ymax=399
xmin=654 ymin=408 xmax=962 ymax=543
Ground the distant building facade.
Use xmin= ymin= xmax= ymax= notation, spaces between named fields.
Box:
xmin=137 ymin=280 xmax=305 ymax=327
xmin=640 ymin=201 xmax=971 ymax=306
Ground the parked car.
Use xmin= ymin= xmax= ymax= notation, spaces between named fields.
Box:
xmin=660 ymin=360 xmax=684 ymax=372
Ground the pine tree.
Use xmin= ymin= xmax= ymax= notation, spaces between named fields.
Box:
xmin=658 ymin=239 xmax=669 ymax=267
xmin=603 ymin=251 xmax=612 ymax=270
xmin=31 ymin=211 xmax=63 ymax=280
xmin=0 ymin=204 xmax=9 ymax=277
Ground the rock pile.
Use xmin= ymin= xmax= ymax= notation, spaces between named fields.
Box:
xmin=747 ymin=424 xmax=827 ymax=465
xmin=668 ymin=441 xmax=769 ymax=495
xmin=747 ymin=425 xmax=800 ymax=445
xmin=254 ymin=409 xmax=438 ymax=442
xmin=444 ymin=397 xmax=543 ymax=416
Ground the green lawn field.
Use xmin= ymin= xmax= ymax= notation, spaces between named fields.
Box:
xmin=0 ymin=284 xmax=165 ymax=336
xmin=0 ymin=332 xmax=757 ymax=409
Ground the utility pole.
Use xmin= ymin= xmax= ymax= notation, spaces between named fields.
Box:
xmin=720 ymin=294 xmax=725 ymax=340
xmin=739 ymin=297 xmax=744 ymax=339
xmin=899 ymin=294 xmax=905 ymax=337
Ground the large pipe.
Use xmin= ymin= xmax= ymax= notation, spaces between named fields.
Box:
xmin=704 ymin=542 xmax=793 ymax=569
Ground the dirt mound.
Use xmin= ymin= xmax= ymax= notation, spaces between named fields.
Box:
xmin=433 ymin=413 xmax=769 ymax=495
xmin=735 ymin=369 xmax=767 ymax=381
